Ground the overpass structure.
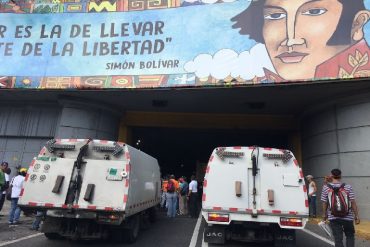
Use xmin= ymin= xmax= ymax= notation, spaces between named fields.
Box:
xmin=0 ymin=0 xmax=369 ymax=219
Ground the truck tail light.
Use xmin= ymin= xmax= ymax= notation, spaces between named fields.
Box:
xmin=108 ymin=214 xmax=119 ymax=220
xmin=208 ymin=213 xmax=229 ymax=222
xmin=280 ymin=217 xmax=303 ymax=227
xmin=98 ymin=213 xmax=120 ymax=223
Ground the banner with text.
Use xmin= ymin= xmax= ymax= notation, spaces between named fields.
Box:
xmin=1 ymin=0 xmax=370 ymax=89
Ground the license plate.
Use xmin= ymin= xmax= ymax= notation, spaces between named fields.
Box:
xmin=204 ymin=226 xmax=225 ymax=244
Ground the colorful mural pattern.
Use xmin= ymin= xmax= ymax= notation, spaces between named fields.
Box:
xmin=0 ymin=0 xmax=239 ymax=89
xmin=1 ymin=0 xmax=370 ymax=90
xmin=1 ymin=74 xmax=225 ymax=89
xmin=0 ymin=0 xmax=183 ymax=14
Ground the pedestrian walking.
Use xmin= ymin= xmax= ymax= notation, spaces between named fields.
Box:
xmin=324 ymin=175 xmax=333 ymax=185
xmin=0 ymin=162 xmax=10 ymax=216
xmin=0 ymin=162 xmax=6 ymax=192
xmin=321 ymin=168 xmax=360 ymax=247
xmin=30 ymin=211 xmax=45 ymax=231
xmin=160 ymin=176 xmax=168 ymax=210
xmin=166 ymin=175 xmax=179 ymax=218
xmin=187 ymin=175 xmax=198 ymax=218
xmin=306 ymin=175 xmax=317 ymax=217
xmin=8 ymin=168 xmax=26 ymax=225
xmin=178 ymin=177 xmax=188 ymax=215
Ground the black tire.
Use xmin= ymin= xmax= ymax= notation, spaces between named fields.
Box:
xmin=140 ymin=213 xmax=151 ymax=231
xmin=125 ymin=215 xmax=140 ymax=243
xmin=44 ymin=232 xmax=62 ymax=240
xmin=110 ymin=229 xmax=124 ymax=243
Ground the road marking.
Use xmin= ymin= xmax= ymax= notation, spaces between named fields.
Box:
xmin=0 ymin=233 xmax=43 ymax=246
xmin=301 ymin=229 xmax=334 ymax=246
xmin=201 ymin=232 xmax=208 ymax=247
xmin=201 ymin=227 xmax=334 ymax=246
xmin=189 ymin=213 xmax=203 ymax=247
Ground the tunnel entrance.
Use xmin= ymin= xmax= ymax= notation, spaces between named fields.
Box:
xmin=131 ymin=127 xmax=290 ymax=179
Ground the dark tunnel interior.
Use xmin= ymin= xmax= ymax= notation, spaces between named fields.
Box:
xmin=131 ymin=127 xmax=290 ymax=179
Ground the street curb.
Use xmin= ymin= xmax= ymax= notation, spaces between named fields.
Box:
xmin=308 ymin=217 xmax=370 ymax=241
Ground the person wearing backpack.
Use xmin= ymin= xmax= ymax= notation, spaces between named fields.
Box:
xmin=166 ymin=175 xmax=179 ymax=218
xmin=321 ymin=169 xmax=360 ymax=247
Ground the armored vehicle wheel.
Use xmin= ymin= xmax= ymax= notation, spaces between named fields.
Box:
xmin=125 ymin=215 xmax=140 ymax=243
xmin=44 ymin=232 xmax=62 ymax=240
xmin=110 ymin=228 xmax=124 ymax=243
xmin=140 ymin=213 xmax=151 ymax=230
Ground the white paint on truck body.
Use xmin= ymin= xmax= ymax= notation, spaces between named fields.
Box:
xmin=19 ymin=139 xmax=161 ymax=218
xmin=202 ymin=146 xmax=309 ymax=229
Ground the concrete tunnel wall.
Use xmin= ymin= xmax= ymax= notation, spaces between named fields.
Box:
xmin=1 ymin=95 xmax=370 ymax=220
xmin=0 ymin=99 xmax=120 ymax=175
xmin=301 ymin=96 xmax=370 ymax=220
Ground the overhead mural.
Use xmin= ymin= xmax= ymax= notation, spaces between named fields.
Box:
xmin=0 ymin=0 xmax=370 ymax=89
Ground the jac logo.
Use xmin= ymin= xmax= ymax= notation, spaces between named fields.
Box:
xmin=276 ymin=235 xmax=294 ymax=241
xmin=206 ymin=232 xmax=223 ymax=237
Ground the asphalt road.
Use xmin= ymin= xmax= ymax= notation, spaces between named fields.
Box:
xmin=0 ymin=211 xmax=369 ymax=247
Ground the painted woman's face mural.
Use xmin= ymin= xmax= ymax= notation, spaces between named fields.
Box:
xmin=263 ymin=0 xmax=347 ymax=80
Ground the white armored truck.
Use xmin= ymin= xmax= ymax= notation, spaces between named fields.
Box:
xmin=19 ymin=139 xmax=161 ymax=242
xmin=202 ymin=146 xmax=309 ymax=246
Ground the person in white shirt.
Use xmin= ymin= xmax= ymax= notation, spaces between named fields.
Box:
xmin=187 ymin=175 xmax=198 ymax=218
xmin=8 ymin=168 xmax=26 ymax=225
xmin=306 ymin=175 xmax=317 ymax=218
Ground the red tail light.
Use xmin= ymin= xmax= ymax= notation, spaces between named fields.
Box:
xmin=208 ymin=213 xmax=229 ymax=222
xmin=280 ymin=217 xmax=303 ymax=227
xmin=97 ymin=213 xmax=120 ymax=223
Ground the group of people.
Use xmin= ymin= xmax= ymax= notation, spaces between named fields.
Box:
xmin=0 ymin=161 xmax=42 ymax=231
xmin=306 ymin=168 xmax=360 ymax=247
xmin=0 ymin=160 xmax=363 ymax=247
xmin=0 ymin=161 xmax=30 ymax=226
xmin=161 ymin=174 xmax=199 ymax=218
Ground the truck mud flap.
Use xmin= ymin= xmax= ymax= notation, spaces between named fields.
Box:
xmin=204 ymin=225 xmax=226 ymax=244
xmin=273 ymin=228 xmax=296 ymax=247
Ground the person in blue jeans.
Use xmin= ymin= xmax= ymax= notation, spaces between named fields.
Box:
xmin=166 ymin=175 xmax=178 ymax=218
xmin=9 ymin=198 xmax=22 ymax=225
xmin=306 ymin=175 xmax=317 ymax=217
xmin=321 ymin=169 xmax=360 ymax=247
xmin=8 ymin=168 xmax=26 ymax=225
xmin=30 ymin=211 xmax=45 ymax=230
xmin=166 ymin=191 xmax=177 ymax=218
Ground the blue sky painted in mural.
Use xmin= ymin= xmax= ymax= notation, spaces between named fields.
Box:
xmin=0 ymin=1 xmax=255 ymax=77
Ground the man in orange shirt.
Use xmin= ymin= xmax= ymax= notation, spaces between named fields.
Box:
xmin=170 ymin=175 xmax=180 ymax=192
xmin=160 ymin=177 xmax=168 ymax=209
